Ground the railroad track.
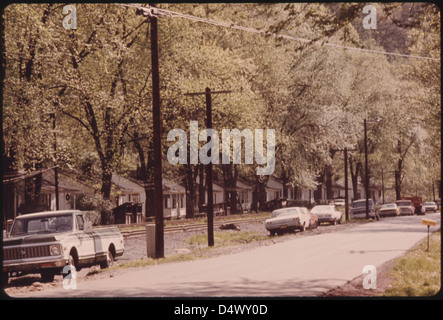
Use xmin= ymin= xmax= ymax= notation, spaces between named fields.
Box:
xmin=120 ymin=217 xmax=267 ymax=238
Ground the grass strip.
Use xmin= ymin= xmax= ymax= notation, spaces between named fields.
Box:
xmin=382 ymin=231 xmax=441 ymax=297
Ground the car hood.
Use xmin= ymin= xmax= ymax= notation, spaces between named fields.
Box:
xmin=4 ymin=233 xmax=69 ymax=246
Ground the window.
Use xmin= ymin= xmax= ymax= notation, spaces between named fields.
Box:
xmin=180 ymin=194 xmax=185 ymax=208
xmin=76 ymin=215 xmax=84 ymax=230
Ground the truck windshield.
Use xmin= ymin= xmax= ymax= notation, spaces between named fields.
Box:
xmin=11 ymin=214 xmax=73 ymax=236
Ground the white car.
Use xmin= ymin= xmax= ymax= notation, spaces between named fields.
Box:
xmin=379 ymin=203 xmax=400 ymax=217
xmin=421 ymin=201 xmax=438 ymax=214
xmin=265 ymin=207 xmax=311 ymax=235
xmin=333 ymin=198 xmax=346 ymax=207
xmin=310 ymin=205 xmax=343 ymax=225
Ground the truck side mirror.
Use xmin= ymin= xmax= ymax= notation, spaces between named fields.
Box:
xmin=84 ymin=220 xmax=93 ymax=233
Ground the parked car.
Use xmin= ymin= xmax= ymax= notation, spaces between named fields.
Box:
xmin=379 ymin=203 xmax=400 ymax=217
xmin=421 ymin=201 xmax=438 ymax=214
xmin=3 ymin=210 xmax=124 ymax=284
xmin=350 ymin=199 xmax=376 ymax=219
xmin=265 ymin=207 xmax=311 ymax=235
xmin=310 ymin=205 xmax=343 ymax=225
xmin=396 ymin=200 xmax=415 ymax=215
xmin=300 ymin=207 xmax=318 ymax=229
xmin=333 ymin=198 xmax=346 ymax=208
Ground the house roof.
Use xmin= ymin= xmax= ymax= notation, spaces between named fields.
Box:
xmin=120 ymin=175 xmax=187 ymax=194
xmin=266 ymin=176 xmax=283 ymax=191
xmin=2 ymin=167 xmax=93 ymax=194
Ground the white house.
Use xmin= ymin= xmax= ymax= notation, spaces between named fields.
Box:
xmin=265 ymin=175 xmax=284 ymax=202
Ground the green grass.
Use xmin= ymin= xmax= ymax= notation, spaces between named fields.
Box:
xmin=382 ymin=231 xmax=441 ymax=297
xmin=187 ymin=230 xmax=268 ymax=247
xmin=113 ymin=253 xmax=199 ymax=270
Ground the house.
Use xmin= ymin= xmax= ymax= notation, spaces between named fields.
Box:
xmin=236 ymin=179 xmax=253 ymax=212
xmin=162 ymin=178 xmax=187 ymax=219
xmin=111 ymin=174 xmax=145 ymax=216
xmin=2 ymin=167 xmax=93 ymax=221
xmin=195 ymin=180 xmax=225 ymax=214
xmin=286 ymin=185 xmax=315 ymax=204
xmin=265 ymin=175 xmax=284 ymax=202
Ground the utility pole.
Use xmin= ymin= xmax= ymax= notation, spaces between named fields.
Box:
xmin=184 ymin=88 xmax=231 ymax=246
xmin=51 ymin=112 xmax=59 ymax=211
xmin=205 ymin=88 xmax=214 ymax=246
xmin=344 ymin=147 xmax=349 ymax=221
xmin=331 ymin=147 xmax=357 ymax=221
xmin=381 ymin=168 xmax=385 ymax=204
xmin=149 ymin=10 xmax=164 ymax=258
xmin=364 ymin=119 xmax=369 ymax=219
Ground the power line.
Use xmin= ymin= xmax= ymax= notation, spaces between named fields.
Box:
xmin=118 ymin=3 xmax=440 ymax=62
xmin=2 ymin=51 xmax=149 ymax=84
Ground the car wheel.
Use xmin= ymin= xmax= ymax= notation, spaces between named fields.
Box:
xmin=100 ymin=250 xmax=114 ymax=269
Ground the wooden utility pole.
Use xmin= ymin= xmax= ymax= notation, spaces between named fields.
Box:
xmin=205 ymin=87 xmax=214 ymax=246
xmin=150 ymin=13 xmax=164 ymax=258
xmin=332 ymin=147 xmax=357 ymax=221
xmin=51 ymin=113 xmax=59 ymax=210
xmin=344 ymin=147 xmax=349 ymax=221
xmin=364 ymin=119 xmax=369 ymax=219
xmin=184 ymin=88 xmax=231 ymax=247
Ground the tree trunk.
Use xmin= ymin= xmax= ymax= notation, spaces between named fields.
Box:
xmin=325 ymin=165 xmax=333 ymax=200
xmin=281 ymin=168 xmax=289 ymax=199
xmin=101 ymin=170 xmax=112 ymax=200
xmin=184 ymin=164 xmax=196 ymax=219
xmin=349 ymin=157 xmax=361 ymax=201
xmin=198 ymin=164 xmax=205 ymax=211
xmin=222 ymin=164 xmax=239 ymax=214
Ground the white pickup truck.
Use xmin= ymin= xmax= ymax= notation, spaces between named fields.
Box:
xmin=3 ymin=210 xmax=124 ymax=284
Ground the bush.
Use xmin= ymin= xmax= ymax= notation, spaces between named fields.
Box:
xmin=77 ymin=194 xmax=113 ymax=212
xmin=82 ymin=210 xmax=101 ymax=226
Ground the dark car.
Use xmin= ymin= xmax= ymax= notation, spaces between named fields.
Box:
xmin=350 ymin=199 xmax=375 ymax=219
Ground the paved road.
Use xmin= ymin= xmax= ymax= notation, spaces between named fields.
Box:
xmin=14 ymin=213 xmax=441 ymax=298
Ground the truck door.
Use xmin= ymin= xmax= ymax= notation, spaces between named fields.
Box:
xmin=75 ymin=214 xmax=96 ymax=266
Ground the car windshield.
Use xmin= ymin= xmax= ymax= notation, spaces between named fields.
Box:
xmin=424 ymin=202 xmax=435 ymax=205
xmin=382 ymin=203 xmax=396 ymax=208
xmin=311 ymin=206 xmax=334 ymax=214
xmin=11 ymin=214 xmax=73 ymax=236
xmin=271 ymin=209 xmax=298 ymax=218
